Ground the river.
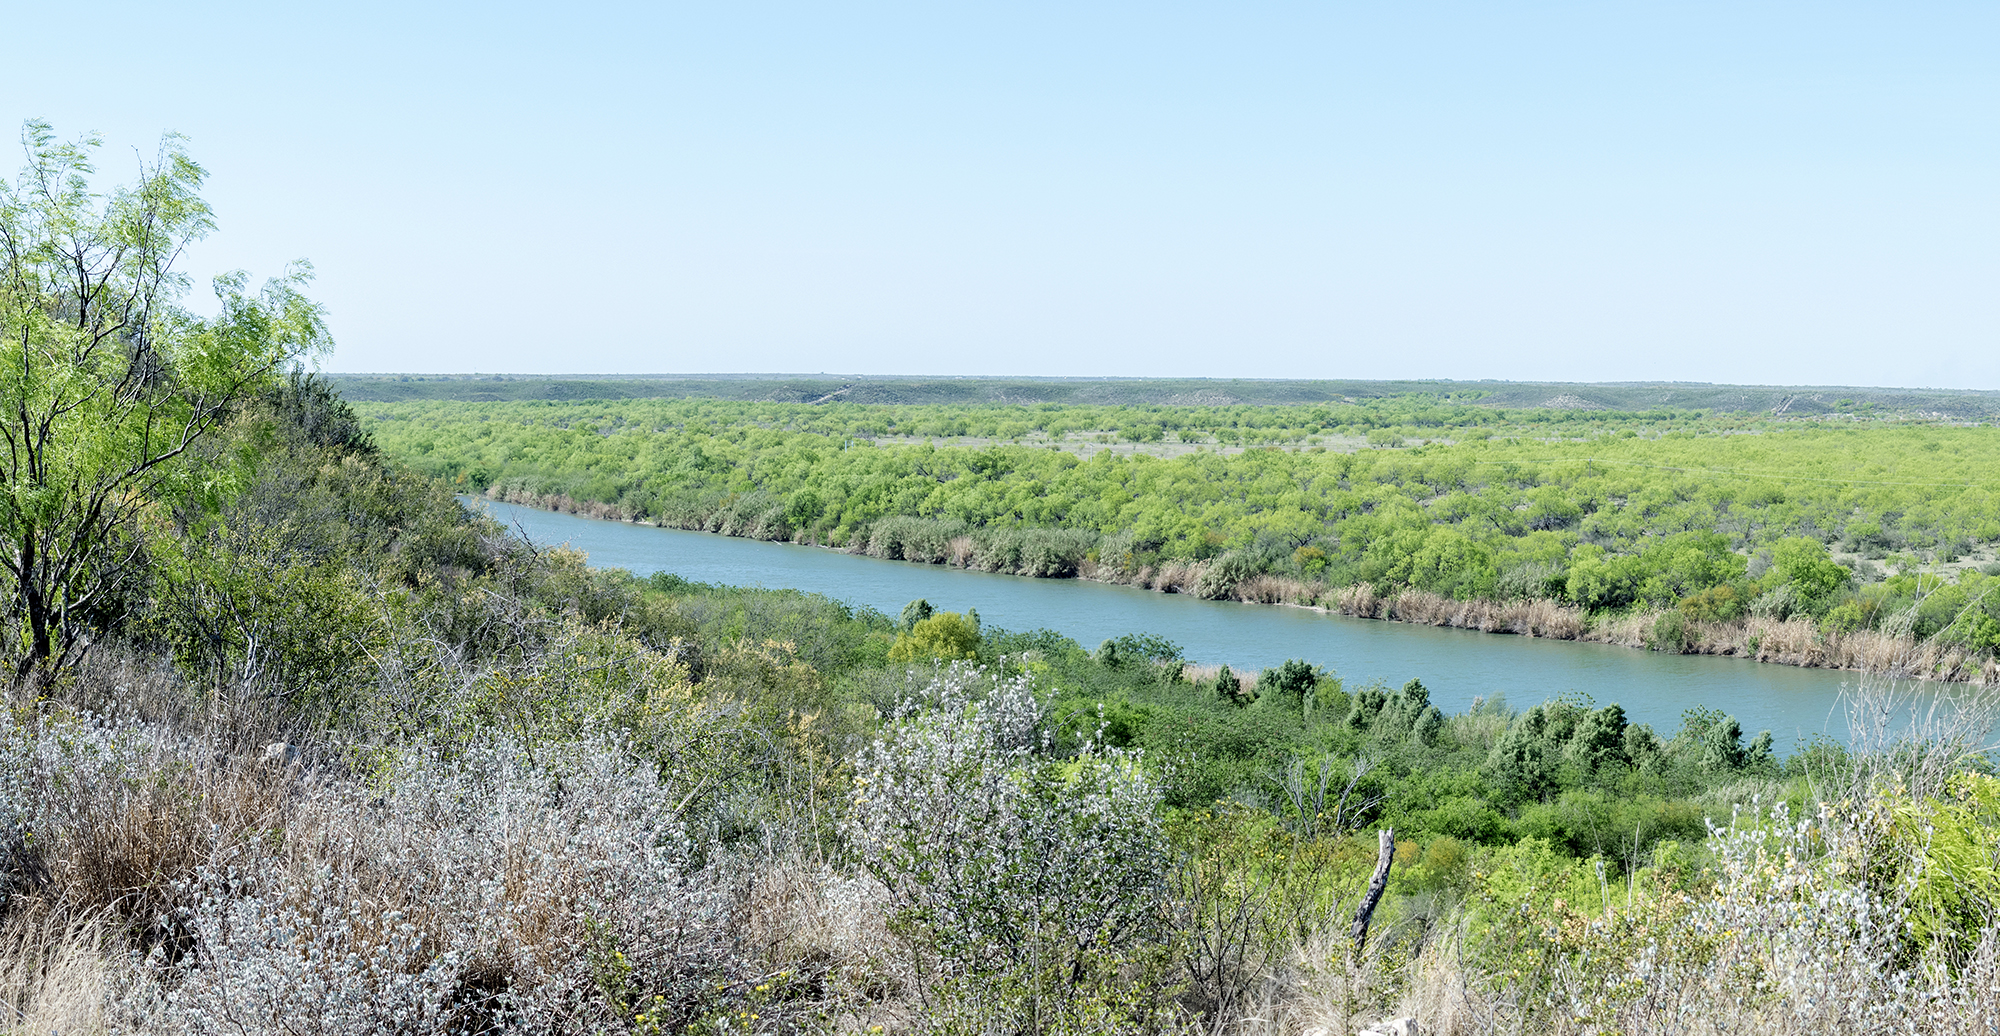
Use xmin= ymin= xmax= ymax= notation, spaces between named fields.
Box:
xmin=476 ymin=498 xmax=1868 ymax=749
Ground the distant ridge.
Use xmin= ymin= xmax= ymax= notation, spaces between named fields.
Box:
xmin=329 ymin=374 xmax=2000 ymax=419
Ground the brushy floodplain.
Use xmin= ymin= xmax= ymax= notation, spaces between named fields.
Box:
xmin=360 ymin=396 xmax=2000 ymax=682
xmin=12 ymin=128 xmax=2000 ymax=1034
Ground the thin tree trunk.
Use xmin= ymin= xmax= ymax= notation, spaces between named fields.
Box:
xmin=1351 ymin=828 xmax=1395 ymax=956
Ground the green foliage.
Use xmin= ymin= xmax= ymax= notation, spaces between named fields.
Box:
xmin=1964 ymin=612 xmax=2000 ymax=654
xmin=1310 ymin=675 xmax=1350 ymax=720
xmin=1373 ymin=679 xmax=1444 ymax=747
xmin=1208 ymin=665 xmax=1250 ymax=707
xmin=898 ymin=598 xmax=934 ymax=633
xmin=1253 ymin=659 xmax=1321 ymax=716
xmin=1771 ymin=536 xmax=1851 ymax=618
xmin=1105 ymin=633 xmax=1183 ymax=666
xmin=24 ymin=253 xmax=1996 ymax=1029
xmin=0 ymin=121 xmax=330 ymax=683
xmin=1467 ymin=837 xmax=1710 ymax=1031
xmin=44 ymin=131 xmax=1982 ymax=1035
xmin=888 ymin=611 xmax=982 ymax=662
xmin=1678 ymin=582 xmax=1746 ymax=623
xmin=1864 ymin=773 xmax=2000 ymax=962
xmin=147 ymin=521 xmax=379 ymax=712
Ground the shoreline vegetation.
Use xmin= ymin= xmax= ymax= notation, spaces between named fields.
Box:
xmin=486 ymin=486 xmax=2000 ymax=685
xmin=362 ymin=392 xmax=2000 ymax=694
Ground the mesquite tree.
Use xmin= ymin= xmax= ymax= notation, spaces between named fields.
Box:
xmin=0 ymin=121 xmax=327 ymax=685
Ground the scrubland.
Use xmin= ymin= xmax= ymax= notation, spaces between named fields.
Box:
xmin=363 ymin=397 xmax=2000 ymax=682
xmin=0 ymin=379 xmax=1993 ymax=1034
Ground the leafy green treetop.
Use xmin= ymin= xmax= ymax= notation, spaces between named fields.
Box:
xmin=1770 ymin=536 xmax=1851 ymax=618
xmin=0 ymin=121 xmax=328 ymax=684
xmin=887 ymin=611 xmax=981 ymax=663
xmin=897 ymin=598 xmax=933 ymax=633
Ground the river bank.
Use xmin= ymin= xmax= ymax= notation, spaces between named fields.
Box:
xmin=1083 ymin=562 xmax=1994 ymax=683
xmin=481 ymin=488 xmax=1998 ymax=686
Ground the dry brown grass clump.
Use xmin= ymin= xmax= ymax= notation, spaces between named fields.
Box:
xmin=1231 ymin=574 xmax=1307 ymax=605
xmin=1603 ymin=611 xmax=1997 ymax=683
xmin=1146 ymin=560 xmax=1204 ymax=595
xmin=487 ymin=486 xmax=635 ymax=522
xmin=0 ymin=919 xmax=117 ymax=1034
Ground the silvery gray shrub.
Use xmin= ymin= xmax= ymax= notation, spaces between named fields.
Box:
xmin=0 ymin=712 xmax=744 ymax=1035
xmin=846 ymin=663 xmax=1169 ymax=981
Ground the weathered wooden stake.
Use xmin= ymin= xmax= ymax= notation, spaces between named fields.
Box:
xmin=1350 ymin=827 xmax=1395 ymax=956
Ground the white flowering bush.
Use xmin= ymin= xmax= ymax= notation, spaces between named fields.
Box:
xmin=846 ymin=663 xmax=1182 ymax=1033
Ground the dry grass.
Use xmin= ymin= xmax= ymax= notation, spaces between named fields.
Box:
xmin=42 ymin=752 xmax=291 ymax=943
xmin=1145 ymin=560 xmax=1204 ymax=596
xmin=1328 ymin=583 xmax=1382 ymax=618
xmin=0 ymin=919 xmax=115 ymax=1034
xmin=1381 ymin=591 xmax=1587 ymax=639
xmin=1319 ymin=586 xmax=1590 ymax=640
xmin=1232 ymin=574 xmax=1315 ymax=606
xmin=487 ymin=486 xmax=635 ymax=522
xmin=1600 ymin=611 xmax=2000 ymax=684
xmin=737 ymin=859 xmax=902 ymax=997
xmin=11 ymin=656 xmax=2000 ymax=1034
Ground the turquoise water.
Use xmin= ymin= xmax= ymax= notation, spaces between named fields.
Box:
xmin=477 ymin=499 xmax=1865 ymax=749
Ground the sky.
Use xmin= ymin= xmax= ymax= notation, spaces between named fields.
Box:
xmin=4 ymin=2 xmax=1996 ymax=386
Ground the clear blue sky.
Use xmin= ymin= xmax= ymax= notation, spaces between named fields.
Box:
xmin=7 ymin=2 xmax=1996 ymax=386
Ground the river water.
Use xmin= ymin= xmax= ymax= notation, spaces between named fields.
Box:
xmin=476 ymin=499 xmax=1866 ymax=749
